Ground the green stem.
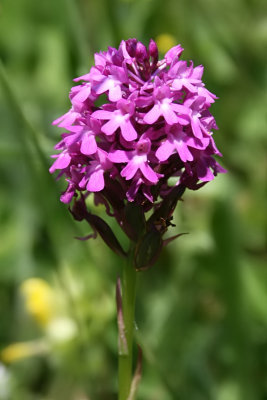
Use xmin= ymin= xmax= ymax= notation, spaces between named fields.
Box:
xmin=118 ymin=246 xmax=137 ymax=400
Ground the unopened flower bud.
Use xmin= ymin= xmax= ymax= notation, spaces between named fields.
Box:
xmin=136 ymin=42 xmax=148 ymax=62
xmin=126 ymin=38 xmax=137 ymax=57
xmin=149 ymin=39 xmax=158 ymax=65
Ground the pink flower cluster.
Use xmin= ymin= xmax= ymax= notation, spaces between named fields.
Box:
xmin=50 ymin=39 xmax=226 ymax=206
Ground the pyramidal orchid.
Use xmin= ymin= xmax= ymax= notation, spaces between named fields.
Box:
xmin=50 ymin=39 xmax=226 ymax=400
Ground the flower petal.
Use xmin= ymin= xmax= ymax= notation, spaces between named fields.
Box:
xmin=143 ymin=104 xmax=161 ymax=124
xmin=49 ymin=152 xmax=71 ymax=173
xmin=162 ymin=105 xmax=178 ymax=125
xmin=121 ymin=161 xmax=139 ymax=180
xmin=101 ymin=119 xmax=120 ymax=135
xmin=109 ymin=84 xmax=122 ymax=102
xmin=174 ymin=140 xmax=193 ymax=162
xmin=72 ymin=85 xmax=91 ymax=103
xmin=140 ymin=163 xmax=158 ymax=183
xmin=120 ymin=120 xmax=137 ymax=141
xmin=80 ymin=133 xmax=97 ymax=155
xmin=196 ymin=159 xmax=214 ymax=181
xmin=87 ymin=169 xmax=105 ymax=191
xmin=92 ymin=110 xmax=113 ymax=120
xmin=156 ymin=140 xmax=175 ymax=161
xmin=109 ymin=150 xmax=130 ymax=163
xmin=191 ymin=117 xmax=203 ymax=139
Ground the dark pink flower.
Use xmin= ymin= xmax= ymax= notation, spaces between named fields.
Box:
xmin=50 ymin=38 xmax=226 ymax=207
xmin=109 ymin=136 xmax=159 ymax=186
xmin=143 ymin=83 xmax=189 ymax=126
xmin=92 ymin=99 xmax=137 ymax=141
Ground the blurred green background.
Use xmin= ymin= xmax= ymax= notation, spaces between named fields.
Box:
xmin=0 ymin=0 xmax=267 ymax=399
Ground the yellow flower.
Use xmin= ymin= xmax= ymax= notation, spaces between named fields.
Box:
xmin=156 ymin=33 xmax=177 ymax=54
xmin=20 ymin=278 xmax=54 ymax=326
xmin=1 ymin=341 xmax=48 ymax=363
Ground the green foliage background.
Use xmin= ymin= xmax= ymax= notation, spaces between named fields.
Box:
xmin=0 ymin=0 xmax=266 ymax=399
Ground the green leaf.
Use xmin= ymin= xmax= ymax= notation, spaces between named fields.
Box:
xmin=86 ymin=213 xmax=126 ymax=258
xmin=123 ymin=203 xmax=146 ymax=241
xmin=134 ymin=229 xmax=162 ymax=270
